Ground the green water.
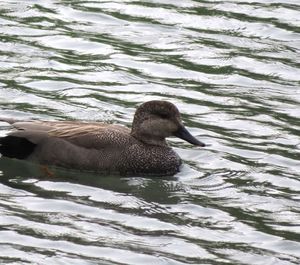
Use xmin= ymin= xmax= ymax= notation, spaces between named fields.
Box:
xmin=0 ymin=1 xmax=299 ymax=264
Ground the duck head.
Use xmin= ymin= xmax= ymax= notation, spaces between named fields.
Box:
xmin=131 ymin=100 xmax=205 ymax=147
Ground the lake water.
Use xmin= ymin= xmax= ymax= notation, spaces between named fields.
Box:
xmin=0 ymin=0 xmax=300 ymax=264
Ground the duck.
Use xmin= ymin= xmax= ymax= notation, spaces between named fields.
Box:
xmin=0 ymin=100 xmax=205 ymax=176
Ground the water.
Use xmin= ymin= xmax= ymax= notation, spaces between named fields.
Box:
xmin=0 ymin=0 xmax=299 ymax=264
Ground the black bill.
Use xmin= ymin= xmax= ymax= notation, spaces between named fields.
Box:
xmin=174 ymin=126 xmax=205 ymax=147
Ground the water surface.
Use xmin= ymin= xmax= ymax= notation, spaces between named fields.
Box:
xmin=0 ymin=0 xmax=300 ymax=264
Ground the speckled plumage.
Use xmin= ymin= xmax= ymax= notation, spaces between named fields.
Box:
xmin=0 ymin=101 xmax=205 ymax=176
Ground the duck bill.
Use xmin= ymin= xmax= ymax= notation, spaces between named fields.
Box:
xmin=174 ymin=126 xmax=205 ymax=147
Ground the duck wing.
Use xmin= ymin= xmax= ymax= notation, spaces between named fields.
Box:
xmin=3 ymin=120 xmax=131 ymax=150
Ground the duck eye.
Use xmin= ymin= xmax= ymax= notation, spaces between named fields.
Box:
xmin=159 ymin=113 xmax=169 ymax=119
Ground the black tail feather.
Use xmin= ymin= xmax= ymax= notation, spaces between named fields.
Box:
xmin=0 ymin=136 xmax=36 ymax=159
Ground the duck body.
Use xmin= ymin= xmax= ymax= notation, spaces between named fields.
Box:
xmin=0 ymin=101 xmax=204 ymax=176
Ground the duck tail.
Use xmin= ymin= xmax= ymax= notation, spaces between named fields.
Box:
xmin=0 ymin=135 xmax=36 ymax=159
xmin=0 ymin=117 xmax=19 ymax=124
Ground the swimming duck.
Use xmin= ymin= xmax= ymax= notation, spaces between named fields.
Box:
xmin=0 ymin=100 xmax=205 ymax=176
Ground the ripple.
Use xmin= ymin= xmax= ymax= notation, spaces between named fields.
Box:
xmin=0 ymin=0 xmax=300 ymax=264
